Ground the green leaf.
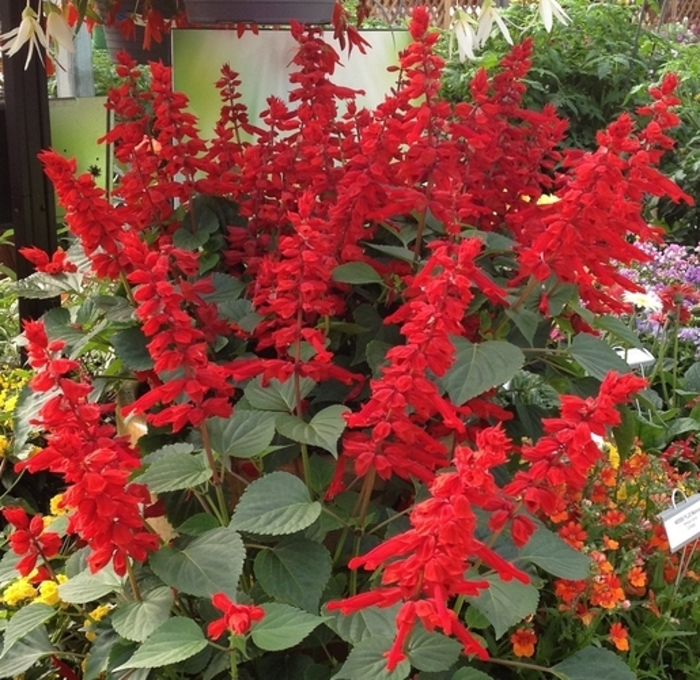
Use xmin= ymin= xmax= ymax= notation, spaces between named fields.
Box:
xmin=332 ymin=262 xmax=383 ymax=285
xmin=83 ymin=628 xmax=121 ymax=680
xmin=111 ymin=587 xmax=174 ymax=643
xmin=232 ymin=471 xmax=322 ymax=535
xmin=332 ymin=636 xmax=410 ymax=680
xmin=682 ymin=362 xmax=700 ymax=393
xmin=207 ymin=410 xmax=278 ymax=459
xmin=612 ymin=404 xmax=637 ymax=459
xmin=466 ymin=574 xmax=539 ymax=638
xmin=325 ymin=604 xmax=400 ymax=645
xmin=149 ymin=527 xmax=245 ymax=598
xmin=365 ymin=339 xmax=391 ymax=375
xmin=505 ymin=308 xmax=540 ymax=346
xmin=137 ymin=450 xmax=212 ymax=493
xmin=452 ymin=670 xmax=495 ymax=680
xmin=217 ymin=298 xmax=262 ymax=331
xmin=58 ymin=564 xmax=125 ymax=604
xmin=0 ymin=626 xmax=54 ymax=678
xmin=407 ymin=626 xmax=462 ymax=673
xmin=111 ymin=326 xmax=154 ymax=371
xmin=443 ymin=338 xmax=525 ymax=405
xmin=92 ymin=294 xmax=135 ymax=323
xmin=245 ymin=377 xmax=316 ymax=412
xmin=115 ymin=618 xmax=208 ymax=670
xmin=42 ymin=307 xmax=105 ymax=356
xmin=666 ymin=417 xmax=700 ymax=439
xmin=0 ymin=552 xmax=20 ymax=589
xmin=550 ymin=646 xmax=635 ymax=680
xmin=365 ymin=243 xmax=415 ymax=263
xmin=250 ymin=603 xmax=324 ymax=652
xmin=517 ymin=527 xmax=592 ymax=580
xmin=569 ymin=334 xmax=631 ymax=381
xmin=276 ymin=405 xmax=349 ymax=457
xmin=176 ymin=513 xmax=221 ymax=536
xmin=594 ymin=315 xmax=644 ymax=349
xmin=0 ymin=604 xmax=55 ymax=659
xmin=14 ymin=271 xmax=80 ymax=299
xmin=254 ymin=537 xmax=332 ymax=613
xmin=201 ymin=272 xmax=246 ymax=304
xmin=173 ymin=226 xmax=211 ymax=250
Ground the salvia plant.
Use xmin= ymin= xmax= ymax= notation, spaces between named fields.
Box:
xmin=0 ymin=8 xmax=694 ymax=679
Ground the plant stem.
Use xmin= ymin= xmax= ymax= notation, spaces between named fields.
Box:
xmin=126 ymin=560 xmax=142 ymax=602
xmin=230 ymin=645 xmax=239 ymax=680
xmin=490 ymin=657 xmax=556 ymax=674
xmin=200 ymin=422 xmax=229 ymax=523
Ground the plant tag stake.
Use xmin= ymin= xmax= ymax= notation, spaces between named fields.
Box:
xmin=658 ymin=490 xmax=700 ymax=553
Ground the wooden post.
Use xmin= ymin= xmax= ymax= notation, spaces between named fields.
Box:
xmin=0 ymin=0 xmax=59 ymax=323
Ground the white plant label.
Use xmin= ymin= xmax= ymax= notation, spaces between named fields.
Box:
xmin=659 ymin=493 xmax=700 ymax=553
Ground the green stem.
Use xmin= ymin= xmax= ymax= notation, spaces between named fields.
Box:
xmin=300 ymin=441 xmax=312 ymax=493
xmin=349 ymin=534 xmax=362 ymax=597
xmin=320 ymin=506 xmax=352 ymax=531
xmin=332 ymin=526 xmax=350 ymax=567
xmin=200 ymin=423 xmax=229 ymax=523
xmin=230 ymin=647 xmax=238 ymax=680
xmin=366 ymin=506 xmax=412 ymax=536
xmin=493 ymin=276 xmax=540 ymax=337
xmin=489 ymin=657 xmax=557 ymax=674
xmin=126 ymin=560 xmax=142 ymax=602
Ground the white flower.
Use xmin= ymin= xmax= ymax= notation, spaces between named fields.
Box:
xmin=622 ymin=290 xmax=663 ymax=312
xmin=475 ymin=0 xmax=512 ymax=49
xmin=0 ymin=5 xmax=47 ymax=69
xmin=452 ymin=9 xmax=477 ymax=63
xmin=46 ymin=9 xmax=75 ymax=55
xmin=538 ymin=0 xmax=570 ymax=32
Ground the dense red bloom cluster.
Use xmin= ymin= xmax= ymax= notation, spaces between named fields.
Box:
xmin=329 ymin=425 xmax=531 ymax=668
xmin=18 ymin=320 xmax=159 ymax=575
xmin=504 ymin=372 xmax=647 ymax=515
xmin=2 ymin=507 xmax=62 ymax=576
xmin=30 ymin=4 xmax=685 ymax=666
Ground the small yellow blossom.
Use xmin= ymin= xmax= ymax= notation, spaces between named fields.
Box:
xmin=84 ymin=603 xmax=114 ymax=640
xmin=606 ymin=442 xmax=620 ymax=469
xmin=34 ymin=576 xmax=67 ymax=606
xmin=49 ymin=493 xmax=68 ymax=516
xmin=2 ymin=578 xmax=38 ymax=607
xmin=0 ymin=435 xmax=8 ymax=457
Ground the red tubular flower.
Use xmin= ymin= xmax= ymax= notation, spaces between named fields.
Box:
xmin=207 ymin=594 xmax=265 ymax=639
xmin=2 ymin=507 xmax=62 ymax=576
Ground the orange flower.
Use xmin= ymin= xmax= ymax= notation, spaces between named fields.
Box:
xmin=558 ymin=521 xmax=587 ymax=550
xmin=603 ymin=535 xmax=619 ymax=551
xmin=549 ymin=509 xmax=570 ymax=524
xmin=511 ymin=628 xmax=537 ymax=658
xmin=627 ymin=566 xmax=647 ymax=589
xmin=590 ymin=483 xmax=609 ymax=504
xmin=590 ymin=574 xmax=625 ymax=609
xmin=609 ymin=622 xmax=629 ymax=651
xmin=554 ymin=579 xmax=587 ymax=606
xmin=600 ymin=466 xmax=617 ymax=487
xmin=602 ymin=509 xmax=626 ymax=527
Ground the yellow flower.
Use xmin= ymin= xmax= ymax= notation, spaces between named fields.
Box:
xmin=0 ymin=435 xmax=8 ymax=458
xmin=34 ymin=575 xmax=67 ymax=606
xmin=49 ymin=493 xmax=68 ymax=516
xmin=605 ymin=442 xmax=620 ymax=469
xmin=2 ymin=578 xmax=38 ymax=607
xmin=84 ymin=603 xmax=114 ymax=640
xmin=536 ymin=193 xmax=561 ymax=205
